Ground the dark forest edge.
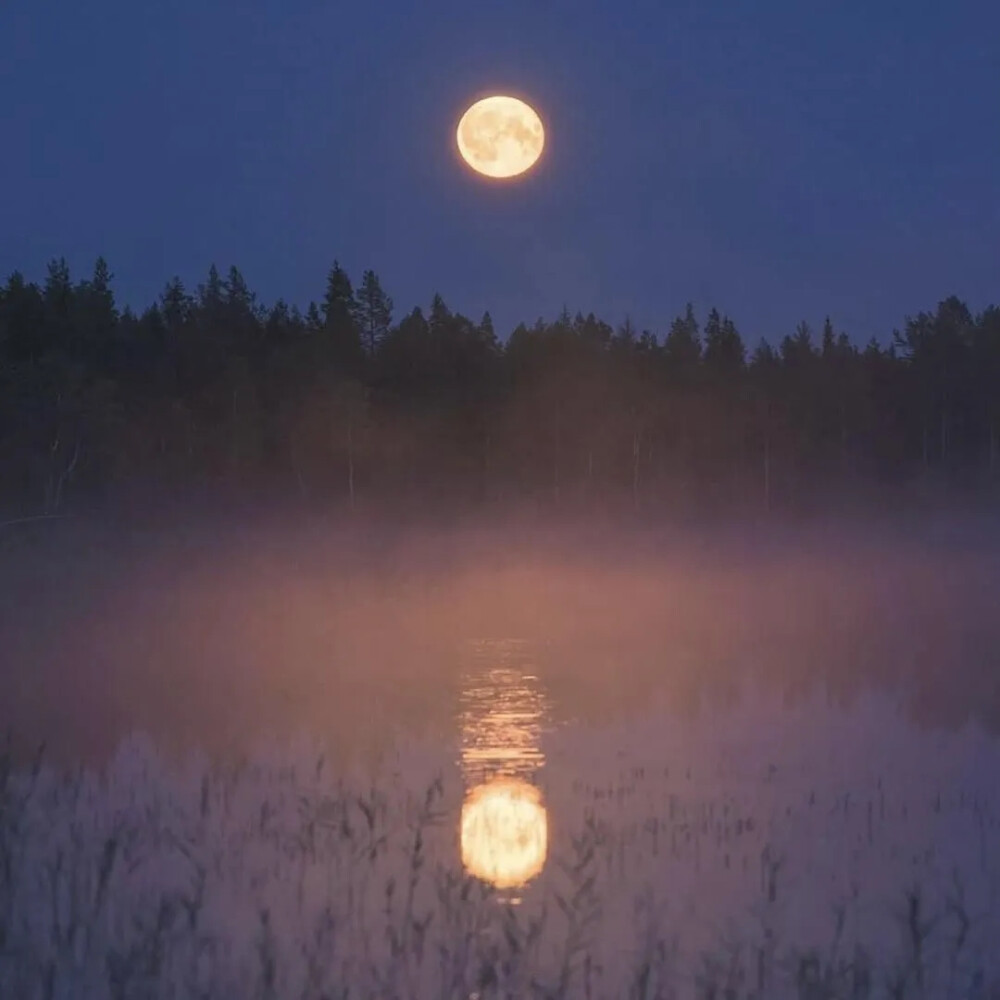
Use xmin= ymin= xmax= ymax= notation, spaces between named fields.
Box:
xmin=1 ymin=258 xmax=998 ymax=520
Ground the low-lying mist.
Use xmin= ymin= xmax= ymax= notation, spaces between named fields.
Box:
xmin=2 ymin=505 xmax=999 ymax=764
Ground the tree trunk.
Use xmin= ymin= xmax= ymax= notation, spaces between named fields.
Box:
xmin=46 ymin=437 xmax=80 ymax=513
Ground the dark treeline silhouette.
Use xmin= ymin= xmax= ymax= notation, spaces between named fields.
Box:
xmin=1 ymin=257 xmax=998 ymax=516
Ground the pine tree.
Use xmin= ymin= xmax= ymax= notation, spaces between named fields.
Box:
xmin=75 ymin=257 xmax=119 ymax=367
xmin=225 ymin=266 xmax=255 ymax=316
xmin=160 ymin=278 xmax=191 ymax=331
xmin=305 ymin=302 xmax=323 ymax=333
xmin=356 ymin=269 xmax=393 ymax=357
xmin=198 ymin=264 xmax=224 ymax=311
xmin=1 ymin=271 xmax=45 ymax=361
xmin=663 ymin=303 xmax=701 ymax=376
xmin=821 ymin=316 xmax=836 ymax=358
xmin=479 ymin=311 xmax=496 ymax=345
xmin=321 ymin=262 xmax=362 ymax=367
xmin=89 ymin=258 xmax=116 ymax=315
xmin=704 ymin=308 xmax=745 ymax=376
xmin=43 ymin=257 xmax=74 ymax=354
xmin=429 ymin=293 xmax=451 ymax=336
xmin=614 ymin=316 xmax=638 ymax=354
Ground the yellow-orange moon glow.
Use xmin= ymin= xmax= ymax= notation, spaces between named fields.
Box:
xmin=460 ymin=778 xmax=548 ymax=889
xmin=456 ymin=95 xmax=545 ymax=179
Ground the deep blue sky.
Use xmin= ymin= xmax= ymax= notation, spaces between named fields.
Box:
xmin=3 ymin=0 xmax=998 ymax=344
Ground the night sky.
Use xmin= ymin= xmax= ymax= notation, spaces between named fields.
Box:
xmin=3 ymin=0 xmax=998 ymax=343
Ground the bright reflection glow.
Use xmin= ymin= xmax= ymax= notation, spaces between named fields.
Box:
xmin=460 ymin=777 xmax=548 ymax=889
xmin=458 ymin=641 xmax=551 ymax=890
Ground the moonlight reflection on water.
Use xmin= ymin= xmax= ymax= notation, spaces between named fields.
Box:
xmin=460 ymin=778 xmax=548 ymax=889
xmin=457 ymin=640 xmax=551 ymax=890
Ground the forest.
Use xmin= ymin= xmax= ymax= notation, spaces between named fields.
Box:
xmin=1 ymin=257 xmax=998 ymax=517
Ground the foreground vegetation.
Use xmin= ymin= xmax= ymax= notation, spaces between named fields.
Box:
xmin=1 ymin=259 xmax=999 ymax=515
xmin=1 ymin=732 xmax=997 ymax=1000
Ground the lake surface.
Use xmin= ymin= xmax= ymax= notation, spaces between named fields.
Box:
xmin=2 ymin=513 xmax=1000 ymax=996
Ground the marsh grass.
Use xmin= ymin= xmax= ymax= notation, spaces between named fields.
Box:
xmin=0 ymin=730 xmax=998 ymax=1000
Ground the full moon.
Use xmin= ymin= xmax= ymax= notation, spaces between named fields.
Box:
xmin=460 ymin=778 xmax=548 ymax=889
xmin=456 ymin=95 xmax=545 ymax=179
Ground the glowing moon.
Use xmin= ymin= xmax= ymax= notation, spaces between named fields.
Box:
xmin=456 ymin=95 xmax=545 ymax=179
xmin=460 ymin=778 xmax=548 ymax=889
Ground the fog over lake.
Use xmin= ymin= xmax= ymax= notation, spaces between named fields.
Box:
xmin=1 ymin=509 xmax=998 ymax=998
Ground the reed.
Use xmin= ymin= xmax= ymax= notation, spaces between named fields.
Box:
xmin=0 ymin=734 xmax=996 ymax=999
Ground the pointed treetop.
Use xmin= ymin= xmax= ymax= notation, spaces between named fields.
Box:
xmin=322 ymin=261 xmax=356 ymax=323
xmin=225 ymin=266 xmax=254 ymax=310
xmin=199 ymin=264 xmax=224 ymax=309
xmin=664 ymin=302 xmax=702 ymax=371
xmin=356 ymin=269 xmax=393 ymax=356
xmin=45 ymin=257 xmax=72 ymax=298
xmin=617 ymin=316 xmax=637 ymax=344
xmin=161 ymin=277 xmax=191 ymax=328
xmin=479 ymin=310 xmax=496 ymax=342
xmin=306 ymin=301 xmax=323 ymax=332
xmin=429 ymin=293 xmax=452 ymax=333
xmin=92 ymin=257 xmax=113 ymax=292
xmin=821 ymin=317 xmax=836 ymax=356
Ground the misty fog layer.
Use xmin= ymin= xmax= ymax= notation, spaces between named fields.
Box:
xmin=2 ymin=509 xmax=999 ymax=763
